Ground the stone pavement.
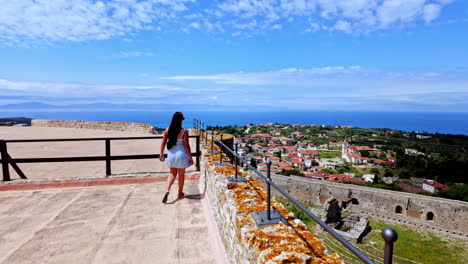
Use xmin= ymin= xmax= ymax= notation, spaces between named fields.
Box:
xmin=0 ymin=180 xmax=227 ymax=264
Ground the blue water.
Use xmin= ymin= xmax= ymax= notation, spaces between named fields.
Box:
xmin=2 ymin=110 xmax=468 ymax=135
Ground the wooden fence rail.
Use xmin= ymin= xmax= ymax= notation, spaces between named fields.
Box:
xmin=0 ymin=136 xmax=201 ymax=181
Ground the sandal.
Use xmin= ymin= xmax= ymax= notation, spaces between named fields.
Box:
xmin=162 ymin=192 xmax=169 ymax=203
xmin=178 ymin=192 xmax=185 ymax=198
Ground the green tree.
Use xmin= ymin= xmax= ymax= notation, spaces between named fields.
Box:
xmin=436 ymin=185 xmax=468 ymax=202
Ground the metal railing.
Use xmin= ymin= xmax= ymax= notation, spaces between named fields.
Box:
xmin=1 ymin=136 xmax=201 ymax=181
xmin=193 ymin=119 xmax=398 ymax=264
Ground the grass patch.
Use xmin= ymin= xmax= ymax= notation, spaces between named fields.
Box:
xmin=318 ymin=151 xmax=342 ymax=159
xmin=274 ymin=197 xmax=468 ymax=264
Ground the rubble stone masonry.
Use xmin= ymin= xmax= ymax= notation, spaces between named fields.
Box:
xmin=32 ymin=119 xmax=156 ymax=134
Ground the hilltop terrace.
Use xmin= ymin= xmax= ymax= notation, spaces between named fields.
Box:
xmin=0 ymin=121 xmax=409 ymax=263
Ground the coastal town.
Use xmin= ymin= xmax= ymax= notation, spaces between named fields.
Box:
xmin=213 ymin=122 xmax=467 ymax=199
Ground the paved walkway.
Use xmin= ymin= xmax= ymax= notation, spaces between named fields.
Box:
xmin=0 ymin=180 xmax=227 ymax=264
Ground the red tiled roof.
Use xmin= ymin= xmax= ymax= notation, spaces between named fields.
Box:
xmin=307 ymin=171 xmax=330 ymax=178
xmin=290 ymin=160 xmax=305 ymax=165
xmin=423 ymin=181 xmax=449 ymax=190
xmin=252 ymin=133 xmax=272 ymax=138
xmin=327 ymin=174 xmax=356 ymax=183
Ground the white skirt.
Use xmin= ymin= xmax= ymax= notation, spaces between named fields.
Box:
xmin=166 ymin=143 xmax=190 ymax=169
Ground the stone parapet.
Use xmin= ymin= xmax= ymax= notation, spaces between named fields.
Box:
xmin=198 ymin=132 xmax=343 ymax=264
xmin=252 ymin=174 xmax=468 ymax=240
xmin=31 ymin=119 xmax=156 ymax=134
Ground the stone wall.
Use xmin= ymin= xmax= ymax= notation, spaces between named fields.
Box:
xmin=250 ymin=173 xmax=468 ymax=240
xmin=32 ymin=119 xmax=156 ymax=134
xmin=198 ymin=132 xmax=343 ymax=264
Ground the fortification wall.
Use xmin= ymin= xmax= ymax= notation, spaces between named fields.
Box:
xmin=250 ymin=173 xmax=468 ymax=240
xmin=32 ymin=119 xmax=156 ymax=134
xmin=198 ymin=133 xmax=343 ymax=264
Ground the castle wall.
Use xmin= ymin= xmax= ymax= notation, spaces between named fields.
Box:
xmin=249 ymin=173 xmax=468 ymax=240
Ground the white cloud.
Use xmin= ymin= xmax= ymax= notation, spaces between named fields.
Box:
xmin=0 ymin=0 xmax=456 ymax=44
xmin=0 ymin=0 xmax=192 ymax=44
xmin=162 ymin=66 xmax=364 ymax=85
xmin=0 ymin=78 xmax=234 ymax=106
xmin=332 ymin=20 xmax=352 ymax=33
xmin=160 ymin=66 xmax=468 ymax=109
xmin=113 ymin=51 xmax=156 ymax=58
xmin=2 ymin=66 xmax=468 ymax=110
xmin=423 ymin=4 xmax=442 ymax=24
xmin=211 ymin=0 xmax=454 ymax=34
xmin=271 ymin=24 xmax=282 ymax=30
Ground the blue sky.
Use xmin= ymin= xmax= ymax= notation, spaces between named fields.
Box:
xmin=0 ymin=0 xmax=467 ymax=112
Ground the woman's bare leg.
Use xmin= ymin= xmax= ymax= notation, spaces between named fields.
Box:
xmin=167 ymin=168 xmax=178 ymax=192
xmin=177 ymin=168 xmax=186 ymax=197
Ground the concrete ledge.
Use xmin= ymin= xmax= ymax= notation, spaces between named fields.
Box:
xmin=199 ymin=132 xmax=343 ymax=263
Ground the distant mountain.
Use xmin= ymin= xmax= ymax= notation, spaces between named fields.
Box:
xmin=1 ymin=102 xmax=63 ymax=109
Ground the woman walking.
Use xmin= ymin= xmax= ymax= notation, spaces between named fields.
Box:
xmin=160 ymin=112 xmax=193 ymax=203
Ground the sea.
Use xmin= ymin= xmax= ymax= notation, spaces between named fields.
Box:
xmin=2 ymin=110 xmax=468 ymax=135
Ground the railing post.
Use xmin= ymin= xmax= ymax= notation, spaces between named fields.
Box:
xmin=219 ymin=133 xmax=223 ymax=163
xmin=202 ymin=122 xmax=205 ymax=141
xmin=235 ymin=143 xmax=238 ymax=179
xmin=211 ymin=130 xmax=214 ymax=151
xmin=382 ymin=228 xmax=398 ymax=264
xmin=266 ymin=160 xmax=272 ymax=220
xmin=196 ymin=135 xmax=200 ymax=171
xmin=0 ymin=140 xmax=11 ymax=181
xmin=105 ymin=139 xmax=111 ymax=176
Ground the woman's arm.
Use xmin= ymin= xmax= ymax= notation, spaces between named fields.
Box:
xmin=160 ymin=129 xmax=168 ymax=161
xmin=183 ymin=130 xmax=194 ymax=165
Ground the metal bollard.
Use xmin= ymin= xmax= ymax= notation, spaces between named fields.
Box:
xmin=382 ymin=228 xmax=398 ymax=264
xmin=266 ymin=160 xmax=272 ymax=220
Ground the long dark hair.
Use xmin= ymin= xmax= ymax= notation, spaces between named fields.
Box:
xmin=167 ymin=112 xmax=185 ymax=149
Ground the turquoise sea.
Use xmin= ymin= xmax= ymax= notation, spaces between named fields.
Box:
xmin=2 ymin=111 xmax=468 ymax=135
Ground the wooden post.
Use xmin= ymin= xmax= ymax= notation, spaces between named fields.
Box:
xmin=105 ymin=139 xmax=111 ymax=176
xmin=1 ymin=141 xmax=11 ymax=181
